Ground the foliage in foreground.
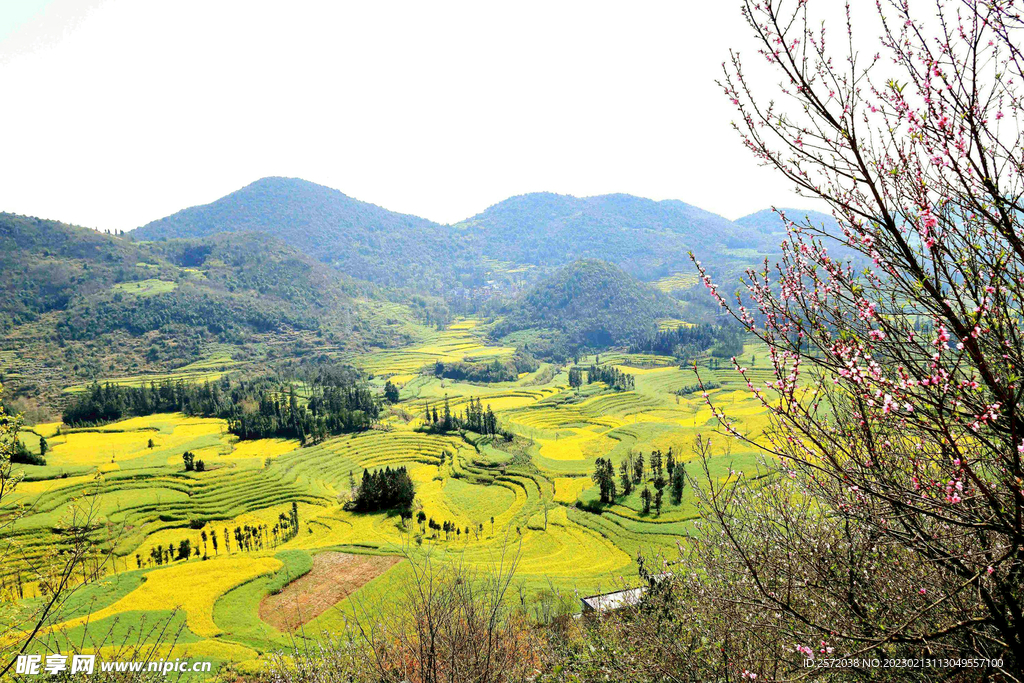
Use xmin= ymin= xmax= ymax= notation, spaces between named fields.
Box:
xmin=263 ymin=550 xmax=542 ymax=683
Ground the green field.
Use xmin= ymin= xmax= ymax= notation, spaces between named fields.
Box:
xmin=111 ymin=279 xmax=179 ymax=297
xmin=5 ymin=321 xmax=774 ymax=672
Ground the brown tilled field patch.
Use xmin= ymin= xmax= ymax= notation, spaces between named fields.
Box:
xmin=259 ymin=551 xmax=402 ymax=631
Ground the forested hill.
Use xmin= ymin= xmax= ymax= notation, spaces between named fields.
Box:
xmin=1 ymin=213 xmax=360 ymax=333
xmin=492 ymin=259 xmax=682 ymax=352
xmin=132 ymin=179 xmax=798 ymax=289
xmin=735 ymin=208 xmax=869 ymax=265
xmin=0 ymin=213 xmax=385 ymax=402
xmin=132 ymin=177 xmax=462 ymax=290
xmin=735 ymin=207 xmax=839 ymax=240
xmin=457 ymin=192 xmax=776 ymax=281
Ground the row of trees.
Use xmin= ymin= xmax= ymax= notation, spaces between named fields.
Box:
xmin=137 ymin=504 xmax=300 ymax=569
xmin=63 ymin=376 xmax=380 ymax=444
xmin=228 ymin=384 xmax=378 ymax=443
xmin=419 ymin=514 xmax=487 ymax=541
xmin=629 ymin=322 xmax=745 ymax=360
xmin=571 ymin=364 xmax=635 ymax=391
xmin=674 ymin=381 xmax=719 ymax=397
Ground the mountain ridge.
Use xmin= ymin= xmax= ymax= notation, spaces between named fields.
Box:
xmin=132 ymin=177 xmax=804 ymax=289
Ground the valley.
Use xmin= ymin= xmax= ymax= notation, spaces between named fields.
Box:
xmin=5 ymin=318 xmax=772 ymax=672
xmin=1 ymin=179 xmax=782 ymax=674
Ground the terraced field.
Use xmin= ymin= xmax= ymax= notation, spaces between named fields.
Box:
xmin=6 ymin=320 xmax=775 ymax=671
xmin=651 ymin=271 xmax=699 ymax=293
xmin=338 ymin=319 xmax=515 ymax=378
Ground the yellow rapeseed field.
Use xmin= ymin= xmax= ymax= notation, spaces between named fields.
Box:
xmin=51 ymin=557 xmax=281 ymax=638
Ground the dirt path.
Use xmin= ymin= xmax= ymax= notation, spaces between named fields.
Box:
xmin=259 ymin=551 xmax=402 ymax=631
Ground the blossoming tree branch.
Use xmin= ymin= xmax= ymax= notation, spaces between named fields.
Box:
xmin=684 ymin=0 xmax=1024 ymax=675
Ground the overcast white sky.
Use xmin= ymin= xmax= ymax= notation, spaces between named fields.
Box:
xmin=0 ymin=0 xmax=808 ymax=231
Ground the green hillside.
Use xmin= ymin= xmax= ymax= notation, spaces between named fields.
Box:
xmin=735 ymin=207 xmax=838 ymax=239
xmin=735 ymin=208 xmax=867 ymax=264
xmin=493 ymin=259 xmax=682 ymax=353
xmin=0 ymin=214 xmax=398 ymax=406
xmin=132 ymin=177 xmax=467 ymax=291
xmin=459 ymin=192 xmax=775 ymax=281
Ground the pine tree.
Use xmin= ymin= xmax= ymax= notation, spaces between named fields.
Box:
xmin=670 ymin=462 xmax=686 ymax=504
xmin=651 ymin=450 xmax=665 ymax=491
xmin=592 ymin=458 xmax=617 ymax=504
xmin=619 ymin=458 xmax=633 ymax=496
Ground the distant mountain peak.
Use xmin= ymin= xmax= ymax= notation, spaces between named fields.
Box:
xmin=131 ymin=177 xmax=447 ymax=287
xmin=129 ymin=176 xmax=831 ymax=293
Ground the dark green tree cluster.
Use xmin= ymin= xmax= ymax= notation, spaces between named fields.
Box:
xmin=63 ymin=375 xmax=380 ymax=444
xmin=276 ymin=502 xmax=301 ymax=544
xmin=618 ymin=459 xmax=633 ymax=496
xmin=182 ymin=451 xmax=206 ymax=472
xmin=630 ymin=322 xmax=745 ymax=360
xmin=650 ymin=449 xmax=666 ymax=515
xmin=586 ymin=365 xmax=635 ymax=391
xmin=670 ymin=458 xmax=686 ymax=505
xmin=591 ymin=457 xmax=617 ymax=504
xmin=349 ymin=466 xmax=415 ymax=513
xmin=613 ymin=448 xmax=684 ymax=515
xmin=568 ymin=366 xmax=584 ymax=389
xmin=148 ymin=540 xmax=199 ymax=566
xmin=231 ymin=384 xmax=379 ymax=444
xmin=383 ymin=380 xmax=400 ymax=404
xmin=231 ymin=523 xmax=271 ymax=553
xmin=12 ymin=439 xmax=46 ymax=466
xmin=674 ymin=381 xmax=721 ymax=396
xmin=432 ymin=352 xmax=539 ymax=384
xmin=422 ymin=396 xmax=507 ymax=439
xmin=64 ymin=378 xmax=235 ymax=426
